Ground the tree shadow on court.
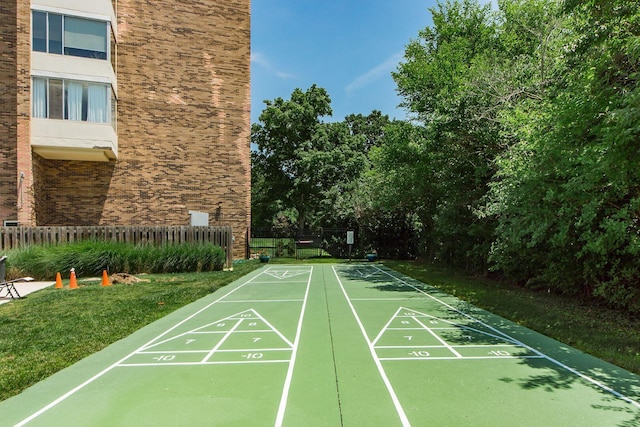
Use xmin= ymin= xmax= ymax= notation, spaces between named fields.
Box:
xmin=337 ymin=266 xmax=399 ymax=285
xmin=502 ymin=360 xmax=640 ymax=426
xmin=494 ymin=324 xmax=640 ymax=426
xmin=339 ymin=265 xmax=640 ymax=425
xmin=338 ymin=266 xmax=457 ymax=299
xmin=337 ymin=266 xmax=446 ymax=295
xmin=369 ymin=283 xmax=424 ymax=293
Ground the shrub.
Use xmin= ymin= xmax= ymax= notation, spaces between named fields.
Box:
xmin=3 ymin=241 xmax=226 ymax=280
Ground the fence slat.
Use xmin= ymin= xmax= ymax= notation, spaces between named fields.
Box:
xmin=0 ymin=225 xmax=234 ymax=268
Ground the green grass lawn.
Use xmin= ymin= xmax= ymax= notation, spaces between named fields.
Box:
xmin=0 ymin=261 xmax=261 ymax=402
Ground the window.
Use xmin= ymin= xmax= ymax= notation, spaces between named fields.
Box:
xmin=48 ymin=13 xmax=63 ymax=54
xmin=111 ymin=89 xmax=118 ymax=131
xmin=32 ymin=11 xmax=47 ymax=52
xmin=49 ymin=79 xmax=63 ymax=120
xmin=64 ymin=17 xmax=107 ymax=59
xmin=32 ymin=77 xmax=112 ymax=126
xmin=32 ymin=78 xmax=47 ymax=118
xmin=31 ymin=11 xmax=109 ymax=60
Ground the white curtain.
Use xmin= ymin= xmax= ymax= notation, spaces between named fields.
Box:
xmin=87 ymin=84 xmax=107 ymax=123
xmin=32 ymin=78 xmax=47 ymax=118
xmin=66 ymin=81 xmax=83 ymax=121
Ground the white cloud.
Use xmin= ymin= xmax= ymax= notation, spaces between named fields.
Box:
xmin=251 ymin=52 xmax=295 ymax=80
xmin=345 ymin=51 xmax=403 ymax=93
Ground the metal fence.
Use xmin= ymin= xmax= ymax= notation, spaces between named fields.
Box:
xmin=249 ymin=228 xmax=356 ymax=259
xmin=0 ymin=225 xmax=234 ymax=268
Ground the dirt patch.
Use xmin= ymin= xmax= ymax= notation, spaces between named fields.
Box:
xmin=109 ymin=273 xmax=150 ymax=285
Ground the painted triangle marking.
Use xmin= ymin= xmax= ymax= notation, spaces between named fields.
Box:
xmin=354 ymin=268 xmax=380 ymax=279
xmin=122 ymin=308 xmax=298 ymax=366
xmin=142 ymin=308 xmax=292 ymax=350
xmin=264 ymin=270 xmax=311 ymax=280
xmin=373 ymin=307 xmax=520 ymax=349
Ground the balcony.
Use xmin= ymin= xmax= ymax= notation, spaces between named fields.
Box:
xmin=31 ymin=119 xmax=117 ymax=162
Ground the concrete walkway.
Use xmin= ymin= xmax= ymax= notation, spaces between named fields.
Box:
xmin=0 ymin=281 xmax=55 ymax=305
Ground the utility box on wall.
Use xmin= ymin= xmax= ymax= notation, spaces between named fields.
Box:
xmin=189 ymin=211 xmax=209 ymax=226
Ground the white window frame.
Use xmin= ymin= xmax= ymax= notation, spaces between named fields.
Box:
xmin=31 ymin=9 xmax=110 ymax=61
xmin=32 ymin=77 xmax=113 ymax=127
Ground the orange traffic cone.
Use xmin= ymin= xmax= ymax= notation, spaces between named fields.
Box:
xmin=101 ymin=270 xmax=111 ymax=287
xmin=69 ymin=268 xmax=78 ymax=289
xmin=55 ymin=272 xmax=63 ymax=289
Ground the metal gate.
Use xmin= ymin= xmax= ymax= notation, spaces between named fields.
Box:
xmin=249 ymin=228 xmax=355 ymax=259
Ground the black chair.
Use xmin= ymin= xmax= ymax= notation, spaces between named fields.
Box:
xmin=0 ymin=256 xmax=34 ymax=299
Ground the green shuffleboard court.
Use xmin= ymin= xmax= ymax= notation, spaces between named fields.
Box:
xmin=2 ymin=264 xmax=639 ymax=426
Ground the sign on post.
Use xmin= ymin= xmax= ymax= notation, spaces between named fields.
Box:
xmin=346 ymin=231 xmax=354 ymax=245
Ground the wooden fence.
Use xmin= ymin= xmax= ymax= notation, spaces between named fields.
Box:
xmin=0 ymin=226 xmax=234 ymax=268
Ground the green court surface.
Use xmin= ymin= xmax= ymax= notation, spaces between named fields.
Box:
xmin=2 ymin=264 xmax=640 ymax=426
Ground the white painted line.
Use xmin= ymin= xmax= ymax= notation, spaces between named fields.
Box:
xmin=118 ymin=360 xmax=291 ymax=367
xmin=215 ymin=348 xmax=292 ymax=353
xmin=135 ymin=350 xmax=210 ymax=354
xmin=332 ymin=266 xmax=411 ymax=427
xmin=372 ymin=307 xmax=404 ymax=345
xmin=140 ymin=306 xmax=296 ymax=364
xmin=265 ymin=270 xmax=313 ymax=280
xmin=411 ymin=317 xmax=463 ymax=358
xmin=141 ymin=309 xmax=256 ymax=350
xmin=396 ymin=308 xmax=521 ymax=345
xmin=375 ymin=345 xmax=445 ymax=349
xmin=201 ymin=319 xmax=243 ymax=363
xmin=370 ymin=265 xmax=640 ymax=409
xmin=369 ymin=344 xmax=527 ymax=350
xmin=380 ymin=356 xmax=545 ymax=361
xmin=274 ymin=266 xmax=313 ymax=427
xmin=354 ymin=268 xmax=379 ymax=279
xmin=250 ymin=281 xmax=310 ymax=284
xmin=251 ymin=310 xmax=295 ymax=348
xmin=350 ymin=298 xmax=421 ymax=301
xmin=14 ymin=267 xmax=270 ymax=427
xmin=219 ymin=299 xmax=304 ymax=303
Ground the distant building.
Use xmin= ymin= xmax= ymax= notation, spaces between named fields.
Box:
xmin=0 ymin=0 xmax=251 ymax=257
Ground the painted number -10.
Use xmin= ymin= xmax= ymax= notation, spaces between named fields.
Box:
xmin=242 ymin=353 xmax=263 ymax=359
xmin=408 ymin=351 xmax=430 ymax=357
xmin=153 ymin=355 xmax=175 ymax=362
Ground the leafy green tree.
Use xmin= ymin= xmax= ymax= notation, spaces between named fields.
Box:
xmin=392 ymin=0 xmax=503 ymax=269
xmin=251 ymin=85 xmax=332 ymax=231
xmin=486 ymin=0 xmax=640 ymax=310
xmin=251 ymin=87 xmax=388 ymax=233
xmin=355 ymin=121 xmax=432 ymax=258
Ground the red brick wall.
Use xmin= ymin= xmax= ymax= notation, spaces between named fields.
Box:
xmin=0 ymin=1 xmax=18 ymax=223
xmin=0 ymin=0 xmax=32 ymax=225
xmin=33 ymin=154 xmax=116 ymax=225
xmin=33 ymin=0 xmax=251 ymax=258
xmin=15 ymin=0 xmax=32 ymax=226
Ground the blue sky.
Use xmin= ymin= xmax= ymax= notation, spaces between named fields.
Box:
xmin=250 ymin=1 xmax=437 ymax=124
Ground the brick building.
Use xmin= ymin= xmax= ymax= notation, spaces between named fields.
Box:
xmin=0 ymin=0 xmax=251 ymax=257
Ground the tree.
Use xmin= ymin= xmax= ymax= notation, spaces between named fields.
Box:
xmin=486 ymin=0 xmax=640 ymax=310
xmin=251 ymin=85 xmax=332 ymax=231
xmin=356 ymin=121 xmax=432 ymax=258
xmin=251 ymin=87 xmax=387 ymax=232
xmin=392 ymin=0 xmax=502 ymax=269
